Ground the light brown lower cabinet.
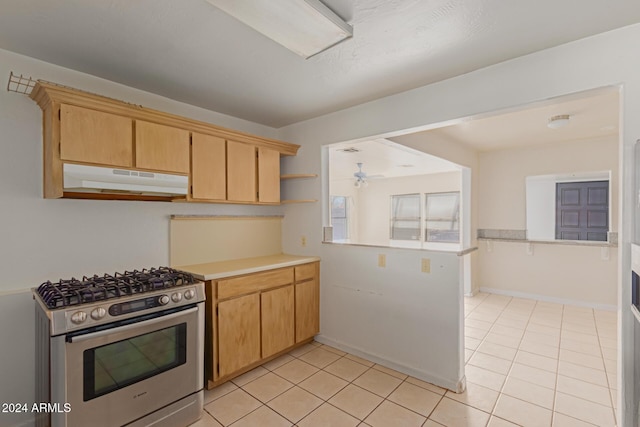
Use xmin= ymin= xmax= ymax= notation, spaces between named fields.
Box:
xmin=217 ymin=293 xmax=261 ymax=378
xmin=261 ymin=285 xmax=294 ymax=358
xmin=206 ymin=262 xmax=319 ymax=388
xmin=295 ymin=278 xmax=320 ymax=343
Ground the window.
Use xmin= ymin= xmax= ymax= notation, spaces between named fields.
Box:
xmin=425 ymin=192 xmax=460 ymax=243
xmin=390 ymin=192 xmax=460 ymax=244
xmin=390 ymin=194 xmax=421 ymax=240
xmin=330 ymin=196 xmax=349 ymax=241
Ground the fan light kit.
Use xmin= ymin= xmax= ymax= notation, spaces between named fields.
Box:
xmin=354 ymin=162 xmax=368 ymax=188
xmin=547 ymin=114 xmax=571 ymax=129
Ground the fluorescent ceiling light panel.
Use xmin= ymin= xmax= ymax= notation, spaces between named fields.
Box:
xmin=205 ymin=0 xmax=353 ymax=58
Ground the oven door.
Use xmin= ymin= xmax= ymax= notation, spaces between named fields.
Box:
xmin=50 ymin=303 xmax=203 ymax=427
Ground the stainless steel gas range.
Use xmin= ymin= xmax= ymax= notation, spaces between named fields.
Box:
xmin=33 ymin=267 xmax=206 ymax=427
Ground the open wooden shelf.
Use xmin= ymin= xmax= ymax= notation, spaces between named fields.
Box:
xmin=281 ymin=199 xmax=317 ymax=204
xmin=280 ymin=174 xmax=317 ymax=180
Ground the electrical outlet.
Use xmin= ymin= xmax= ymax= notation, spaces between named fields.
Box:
xmin=378 ymin=254 xmax=386 ymax=267
xmin=421 ymin=258 xmax=430 ymax=273
xmin=301 ymin=236 xmax=307 ymax=247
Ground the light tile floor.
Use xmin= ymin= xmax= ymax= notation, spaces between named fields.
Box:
xmin=192 ymin=293 xmax=618 ymax=426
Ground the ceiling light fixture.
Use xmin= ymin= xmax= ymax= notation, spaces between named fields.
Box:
xmin=205 ymin=0 xmax=353 ymax=59
xmin=547 ymin=114 xmax=571 ymax=129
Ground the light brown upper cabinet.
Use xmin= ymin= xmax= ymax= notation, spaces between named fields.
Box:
xmin=258 ymin=147 xmax=280 ymax=203
xmin=190 ymin=133 xmax=226 ymax=201
xmin=135 ymin=121 xmax=190 ymax=174
xmin=227 ymin=140 xmax=256 ymax=203
xmin=30 ymin=81 xmax=300 ymax=202
xmin=60 ymin=104 xmax=133 ymax=167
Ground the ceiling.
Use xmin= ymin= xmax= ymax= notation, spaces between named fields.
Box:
xmin=329 ymin=139 xmax=460 ymax=181
xmin=0 ymin=1 xmax=639 ymax=127
xmin=425 ymin=88 xmax=620 ymax=152
xmin=330 ymin=88 xmax=619 ymax=180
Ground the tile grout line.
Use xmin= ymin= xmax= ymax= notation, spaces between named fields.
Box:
xmin=488 ymin=295 xmax=536 ymax=420
xmin=592 ymin=307 xmax=618 ymax=426
xmin=205 ymin=294 xmax=616 ymax=427
xmin=282 ymin=344 xmax=449 ymax=425
xmin=465 ymin=294 xmax=537 ymax=424
xmin=549 ymin=302 xmax=565 ymax=426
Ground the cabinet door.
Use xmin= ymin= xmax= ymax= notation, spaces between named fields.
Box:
xmin=191 ymin=133 xmax=226 ymax=200
xmin=217 ymin=293 xmax=261 ymax=378
xmin=60 ymin=104 xmax=133 ymax=167
xmin=295 ymin=278 xmax=320 ymax=342
xmin=261 ymin=285 xmax=294 ymax=358
xmin=135 ymin=120 xmax=189 ymax=173
xmin=227 ymin=140 xmax=256 ymax=202
xmin=258 ymin=147 xmax=280 ymax=203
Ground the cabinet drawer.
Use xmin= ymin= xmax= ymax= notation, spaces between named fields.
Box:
xmin=295 ymin=263 xmax=317 ymax=282
xmin=218 ymin=268 xmax=294 ymax=300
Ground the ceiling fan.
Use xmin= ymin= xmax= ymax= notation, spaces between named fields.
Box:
xmin=354 ymin=163 xmax=367 ymax=187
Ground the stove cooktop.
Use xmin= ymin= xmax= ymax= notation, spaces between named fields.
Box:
xmin=36 ymin=267 xmax=197 ymax=309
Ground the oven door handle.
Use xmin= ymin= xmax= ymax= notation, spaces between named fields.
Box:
xmin=69 ymin=306 xmax=199 ymax=343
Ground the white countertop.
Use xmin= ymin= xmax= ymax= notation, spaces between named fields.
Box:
xmin=174 ymin=254 xmax=320 ymax=281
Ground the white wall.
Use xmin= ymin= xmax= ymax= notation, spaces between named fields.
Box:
xmin=525 ymin=175 xmax=558 ymax=240
xmin=477 ymin=136 xmax=618 ymax=307
xmin=0 ymin=48 xmax=282 ymax=427
xmin=478 ymin=136 xmax=618 ymax=231
xmin=278 ymin=24 xmax=640 ymax=426
xmin=478 ymin=242 xmax=618 ymax=307
xmin=355 ymin=172 xmax=460 ymax=246
xmin=317 ymin=244 xmax=464 ymax=391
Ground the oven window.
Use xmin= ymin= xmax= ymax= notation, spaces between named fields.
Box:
xmin=83 ymin=324 xmax=187 ymax=401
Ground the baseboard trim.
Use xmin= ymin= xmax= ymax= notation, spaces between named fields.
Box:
xmin=479 ymin=287 xmax=618 ymax=311
xmin=314 ymin=334 xmax=463 ymax=392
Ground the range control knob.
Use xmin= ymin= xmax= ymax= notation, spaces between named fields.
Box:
xmin=70 ymin=311 xmax=87 ymax=324
xmin=91 ymin=307 xmax=107 ymax=320
xmin=171 ymin=293 xmax=183 ymax=303
xmin=184 ymin=289 xmax=195 ymax=300
xmin=158 ymin=295 xmax=170 ymax=306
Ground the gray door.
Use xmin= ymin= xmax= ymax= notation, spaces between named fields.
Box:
xmin=555 ymin=180 xmax=608 ymax=241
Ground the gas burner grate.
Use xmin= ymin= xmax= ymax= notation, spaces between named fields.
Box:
xmin=36 ymin=267 xmax=196 ymax=309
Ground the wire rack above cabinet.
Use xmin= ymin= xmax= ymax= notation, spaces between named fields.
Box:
xmin=6 ymin=71 xmax=37 ymax=95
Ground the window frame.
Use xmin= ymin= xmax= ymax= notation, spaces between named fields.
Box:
xmin=424 ymin=191 xmax=461 ymax=243
xmin=330 ymin=195 xmax=350 ymax=241
xmin=390 ymin=193 xmax=422 ymax=241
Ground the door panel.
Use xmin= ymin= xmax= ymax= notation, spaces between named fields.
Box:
xmin=261 ymin=285 xmax=294 ymax=358
xmin=135 ymin=121 xmax=189 ymax=174
xmin=227 ymin=141 xmax=256 ymax=202
xmin=295 ymin=279 xmax=319 ymax=343
xmin=258 ymin=147 xmax=280 ymax=203
xmin=191 ymin=133 xmax=226 ymax=200
xmin=60 ymin=104 xmax=133 ymax=167
xmin=555 ymin=181 xmax=608 ymax=241
xmin=217 ymin=293 xmax=260 ymax=377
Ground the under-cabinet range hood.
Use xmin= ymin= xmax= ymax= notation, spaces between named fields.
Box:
xmin=63 ymin=163 xmax=188 ymax=196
